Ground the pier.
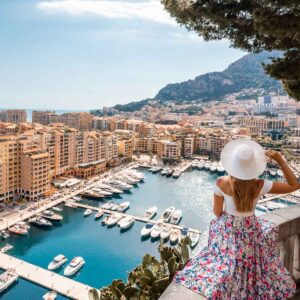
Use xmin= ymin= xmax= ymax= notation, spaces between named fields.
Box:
xmin=70 ymin=201 xmax=201 ymax=234
xmin=0 ymin=252 xmax=96 ymax=300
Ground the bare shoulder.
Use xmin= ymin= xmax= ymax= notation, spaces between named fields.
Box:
xmin=216 ymin=176 xmax=230 ymax=188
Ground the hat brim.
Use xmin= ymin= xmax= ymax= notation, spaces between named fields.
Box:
xmin=220 ymin=139 xmax=266 ymax=180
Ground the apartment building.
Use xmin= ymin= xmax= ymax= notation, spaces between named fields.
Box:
xmin=157 ymin=140 xmax=182 ymax=161
xmin=239 ymin=117 xmax=284 ymax=133
xmin=134 ymin=137 xmax=153 ymax=154
xmin=183 ymin=136 xmax=195 ymax=158
xmin=195 ymin=136 xmax=227 ymax=158
xmin=0 ymin=109 xmax=27 ymax=124
xmin=118 ymin=137 xmax=134 ymax=160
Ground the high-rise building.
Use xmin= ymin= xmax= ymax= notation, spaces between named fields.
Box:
xmin=0 ymin=109 xmax=27 ymax=123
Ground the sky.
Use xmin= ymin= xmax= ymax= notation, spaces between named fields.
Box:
xmin=0 ymin=0 xmax=245 ymax=110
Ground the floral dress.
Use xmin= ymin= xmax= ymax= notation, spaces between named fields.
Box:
xmin=174 ymin=180 xmax=296 ymax=300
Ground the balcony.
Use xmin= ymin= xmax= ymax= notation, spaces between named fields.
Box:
xmin=160 ymin=205 xmax=300 ymax=300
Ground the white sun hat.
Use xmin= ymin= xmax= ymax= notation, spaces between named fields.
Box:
xmin=220 ymin=138 xmax=267 ymax=180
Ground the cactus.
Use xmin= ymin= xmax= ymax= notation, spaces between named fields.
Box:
xmin=100 ymin=237 xmax=193 ymax=300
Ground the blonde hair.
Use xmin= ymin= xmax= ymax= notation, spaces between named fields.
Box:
xmin=230 ymin=176 xmax=258 ymax=212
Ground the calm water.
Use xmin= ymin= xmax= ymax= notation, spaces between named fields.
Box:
xmin=1 ymin=168 xmax=268 ymax=299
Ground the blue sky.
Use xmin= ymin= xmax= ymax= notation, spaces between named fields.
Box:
xmin=0 ymin=0 xmax=245 ymax=110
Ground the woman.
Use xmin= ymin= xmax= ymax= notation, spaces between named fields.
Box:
xmin=174 ymin=139 xmax=299 ymax=299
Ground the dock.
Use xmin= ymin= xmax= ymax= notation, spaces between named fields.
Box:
xmin=70 ymin=202 xmax=201 ymax=234
xmin=0 ymin=252 xmax=96 ymax=300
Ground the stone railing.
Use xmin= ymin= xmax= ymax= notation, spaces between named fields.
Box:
xmin=160 ymin=204 xmax=300 ymax=300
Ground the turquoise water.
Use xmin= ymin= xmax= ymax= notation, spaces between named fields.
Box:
xmin=1 ymin=169 xmax=272 ymax=299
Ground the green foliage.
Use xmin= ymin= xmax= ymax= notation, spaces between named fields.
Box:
xmin=162 ymin=0 xmax=300 ymax=100
xmin=100 ymin=237 xmax=192 ymax=300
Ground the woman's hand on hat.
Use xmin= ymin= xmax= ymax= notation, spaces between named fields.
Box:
xmin=265 ymin=150 xmax=284 ymax=164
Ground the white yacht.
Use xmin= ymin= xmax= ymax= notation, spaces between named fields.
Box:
xmin=1 ymin=231 xmax=9 ymax=239
xmin=204 ymin=162 xmax=211 ymax=170
xmin=188 ymin=231 xmax=200 ymax=248
xmin=209 ymin=165 xmax=217 ymax=173
xmin=97 ymin=183 xmax=123 ymax=194
xmin=170 ymin=228 xmax=181 ymax=244
xmin=83 ymin=209 xmax=93 ymax=217
xmin=102 ymin=202 xmax=114 ymax=210
xmin=42 ymin=210 xmax=63 ymax=222
xmin=150 ymin=222 xmax=163 ymax=239
xmin=1 ymin=244 xmax=13 ymax=253
xmin=217 ymin=166 xmax=225 ymax=175
xmin=108 ymin=180 xmax=133 ymax=191
xmin=270 ymin=169 xmax=277 ymax=177
xmin=0 ymin=269 xmax=18 ymax=293
xmin=64 ymin=257 xmax=85 ymax=276
xmin=52 ymin=207 xmax=62 ymax=212
xmin=141 ymin=223 xmax=154 ymax=237
xmin=16 ymin=222 xmax=30 ymax=230
xmin=43 ymin=291 xmax=57 ymax=300
xmin=161 ymin=168 xmax=168 ymax=176
xmin=256 ymin=204 xmax=268 ymax=212
xmin=172 ymin=170 xmax=181 ymax=178
xmin=191 ymin=160 xmax=198 ymax=168
xmin=161 ymin=207 xmax=175 ymax=223
xmin=48 ymin=254 xmax=68 ymax=271
xmin=29 ymin=216 xmax=52 ymax=228
xmin=170 ymin=209 xmax=182 ymax=225
xmin=118 ymin=216 xmax=134 ymax=230
xmin=8 ymin=225 xmax=28 ymax=235
xmin=93 ymin=188 xmax=112 ymax=197
xmin=106 ymin=213 xmax=124 ymax=227
xmin=95 ymin=210 xmax=104 ymax=220
xmin=125 ymin=170 xmax=144 ymax=181
xmin=160 ymin=225 xmax=172 ymax=240
xmin=117 ymin=201 xmax=130 ymax=212
xmin=143 ymin=206 xmax=157 ymax=219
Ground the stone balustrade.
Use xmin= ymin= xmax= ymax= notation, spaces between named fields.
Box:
xmin=160 ymin=205 xmax=300 ymax=300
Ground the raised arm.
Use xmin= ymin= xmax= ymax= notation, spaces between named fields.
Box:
xmin=266 ymin=150 xmax=299 ymax=194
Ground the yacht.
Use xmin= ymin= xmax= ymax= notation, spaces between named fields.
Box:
xmin=83 ymin=209 xmax=93 ymax=217
xmin=170 ymin=228 xmax=181 ymax=244
xmin=8 ymin=225 xmax=28 ymax=235
xmin=52 ymin=207 xmax=62 ymax=212
xmin=95 ymin=210 xmax=104 ymax=220
xmin=172 ymin=170 xmax=181 ymax=178
xmin=217 ymin=166 xmax=225 ymax=175
xmin=161 ymin=168 xmax=168 ymax=176
xmin=97 ymin=183 xmax=123 ymax=194
xmin=165 ymin=169 xmax=173 ymax=177
xmin=1 ymin=244 xmax=13 ymax=253
xmin=42 ymin=210 xmax=63 ymax=222
xmin=141 ymin=223 xmax=154 ymax=237
xmin=93 ymin=188 xmax=112 ymax=197
xmin=108 ymin=180 xmax=133 ymax=191
xmin=256 ymin=204 xmax=268 ymax=212
xmin=188 ymin=231 xmax=200 ymax=248
xmin=161 ymin=207 xmax=175 ymax=223
xmin=64 ymin=257 xmax=85 ymax=276
xmin=110 ymin=203 xmax=119 ymax=211
xmin=81 ymin=191 xmax=104 ymax=200
xmin=210 ymin=165 xmax=217 ymax=173
xmin=102 ymin=202 xmax=114 ymax=210
xmin=0 ymin=269 xmax=18 ymax=293
xmin=150 ymin=222 xmax=163 ymax=239
xmin=125 ymin=170 xmax=144 ymax=181
xmin=204 ymin=162 xmax=211 ymax=170
xmin=270 ymin=169 xmax=277 ymax=177
xmin=29 ymin=216 xmax=52 ymax=228
xmin=101 ymin=216 xmax=110 ymax=226
xmin=106 ymin=213 xmax=124 ymax=227
xmin=118 ymin=216 xmax=134 ymax=230
xmin=170 ymin=209 xmax=182 ymax=225
xmin=48 ymin=254 xmax=68 ymax=270
xmin=152 ymin=167 xmax=161 ymax=174
xmin=43 ymin=291 xmax=57 ymax=300
xmin=0 ymin=231 xmax=9 ymax=239
xmin=160 ymin=225 xmax=172 ymax=241
xmin=119 ymin=176 xmax=139 ymax=185
xmin=117 ymin=201 xmax=130 ymax=212
xmin=143 ymin=206 xmax=157 ymax=219
xmin=191 ymin=160 xmax=198 ymax=168
xmin=72 ymin=196 xmax=81 ymax=202
xmin=16 ymin=222 xmax=30 ymax=230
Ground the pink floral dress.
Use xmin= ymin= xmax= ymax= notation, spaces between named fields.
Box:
xmin=174 ymin=180 xmax=296 ymax=299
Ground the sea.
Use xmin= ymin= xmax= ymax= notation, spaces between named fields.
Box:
xmin=0 ymin=168 xmax=279 ymax=299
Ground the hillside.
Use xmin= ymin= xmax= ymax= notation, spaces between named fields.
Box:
xmin=111 ymin=52 xmax=282 ymax=112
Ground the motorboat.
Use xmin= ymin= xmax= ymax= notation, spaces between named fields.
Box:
xmin=102 ymin=202 xmax=114 ymax=210
xmin=217 ymin=166 xmax=225 ymax=175
xmin=188 ymin=231 xmax=200 ymax=248
xmin=119 ymin=175 xmax=139 ymax=185
xmin=42 ymin=210 xmax=63 ymax=222
xmin=29 ymin=216 xmax=53 ymax=228
xmin=209 ymin=165 xmax=217 ymax=173
xmin=118 ymin=216 xmax=134 ymax=230
xmin=72 ymin=196 xmax=81 ymax=202
xmin=0 ymin=231 xmax=9 ymax=239
xmin=141 ymin=223 xmax=154 ymax=237
xmin=270 ymin=169 xmax=277 ymax=177
xmin=110 ymin=203 xmax=119 ymax=211
xmin=160 ymin=225 xmax=172 ymax=241
xmin=166 ymin=169 xmax=173 ymax=177
xmin=161 ymin=168 xmax=168 ymax=176
xmin=170 ymin=209 xmax=182 ymax=225
xmin=106 ymin=213 xmax=124 ymax=227
xmin=0 ymin=269 xmax=18 ymax=293
xmin=191 ymin=161 xmax=198 ymax=168
xmin=172 ymin=170 xmax=181 ymax=178
xmin=8 ymin=225 xmax=28 ymax=235
xmin=150 ymin=222 xmax=163 ymax=239
xmin=152 ymin=167 xmax=161 ymax=174
xmin=256 ymin=204 xmax=268 ymax=212
xmin=48 ymin=254 xmax=68 ymax=270
xmin=1 ymin=244 xmax=13 ymax=253
xmin=170 ymin=228 xmax=181 ymax=244
xmin=124 ymin=170 xmax=144 ymax=181
xmin=197 ymin=162 xmax=204 ymax=170
xmin=52 ymin=207 xmax=62 ymax=212
xmin=108 ymin=180 xmax=133 ymax=191
xmin=143 ymin=206 xmax=157 ymax=219
xmin=97 ymin=183 xmax=123 ymax=194
xmin=83 ymin=209 xmax=93 ymax=217
xmin=161 ymin=207 xmax=175 ymax=223
xmin=95 ymin=210 xmax=104 ymax=220
xmin=117 ymin=201 xmax=130 ymax=212
xmin=64 ymin=257 xmax=85 ymax=276
xmin=81 ymin=191 xmax=104 ymax=200
xmin=16 ymin=222 xmax=30 ymax=230
xmin=101 ymin=216 xmax=110 ymax=226
xmin=43 ymin=291 xmax=57 ymax=300
xmin=204 ymin=162 xmax=211 ymax=170
xmin=93 ymin=188 xmax=112 ymax=197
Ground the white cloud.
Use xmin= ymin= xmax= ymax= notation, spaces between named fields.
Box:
xmin=37 ymin=0 xmax=177 ymax=26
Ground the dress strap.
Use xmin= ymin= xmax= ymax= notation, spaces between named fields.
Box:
xmin=214 ymin=183 xmax=224 ymax=197
xmin=259 ymin=180 xmax=273 ymax=196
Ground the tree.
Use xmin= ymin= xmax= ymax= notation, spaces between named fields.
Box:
xmin=162 ymin=0 xmax=300 ymax=100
